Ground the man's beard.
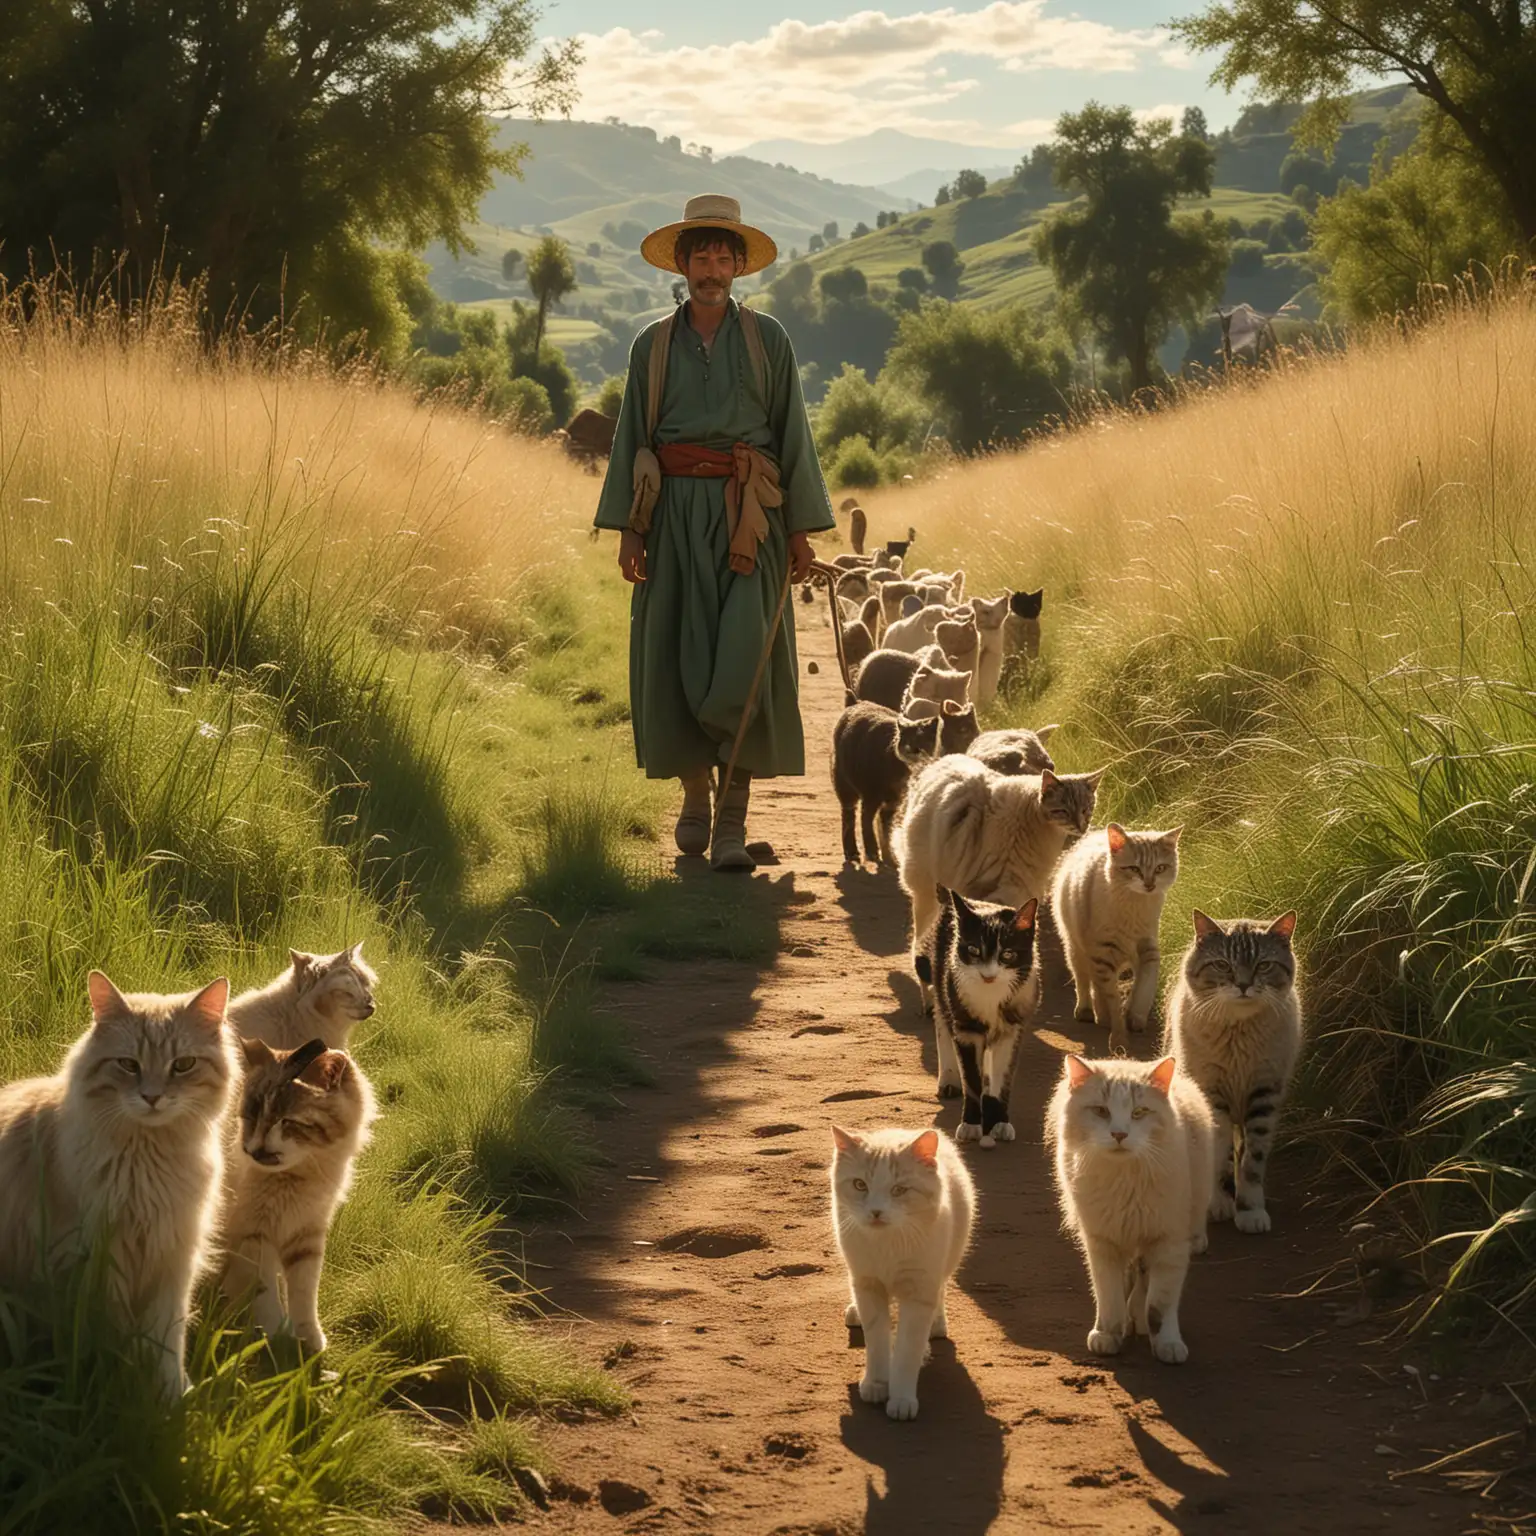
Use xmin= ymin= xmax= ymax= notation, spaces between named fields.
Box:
xmin=689 ymin=276 xmax=732 ymax=307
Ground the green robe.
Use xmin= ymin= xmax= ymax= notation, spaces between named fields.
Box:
xmin=594 ymin=299 xmax=835 ymax=780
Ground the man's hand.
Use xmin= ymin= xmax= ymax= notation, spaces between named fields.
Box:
xmin=619 ymin=529 xmax=647 ymax=584
xmin=788 ymin=530 xmax=814 ymax=583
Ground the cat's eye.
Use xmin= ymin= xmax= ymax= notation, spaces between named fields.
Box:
xmin=281 ymin=1118 xmax=307 ymax=1136
xmin=171 ymin=1055 xmax=197 ymax=1074
xmin=1091 ymin=1105 xmax=1111 ymax=1118
xmin=1131 ymin=1107 xmax=1150 ymax=1119
xmin=118 ymin=1058 xmax=140 ymax=1074
xmin=963 ymin=945 xmax=980 ymax=959
xmin=852 ymin=1178 xmax=867 ymax=1191
xmin=891 ymin=1185 xmax=907 ymax=1196
xmin=1000 ymin=949 xmax=1016 ymax=962
xmin=1154 ymin=863 xmax=1168 ymax=873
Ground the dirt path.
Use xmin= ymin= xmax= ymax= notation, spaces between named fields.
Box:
xmin=527 ymin=614 xmax=1488 ymax=1535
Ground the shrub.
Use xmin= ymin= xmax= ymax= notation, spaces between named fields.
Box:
xmin=827 ymin=433 xmax=882 ymax=489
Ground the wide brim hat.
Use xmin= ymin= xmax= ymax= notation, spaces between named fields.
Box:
xmin=641 ymin=195 xmax=778 ymax=276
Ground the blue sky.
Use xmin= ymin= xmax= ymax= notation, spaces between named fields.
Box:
xmin=537 ymin=0 xmax=1249 ymax=153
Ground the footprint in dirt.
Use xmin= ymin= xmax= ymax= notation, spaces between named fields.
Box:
xmin=752 ymin=1123 xmax=804 ymax=1138
xmin=792 ymin=1024 xmax=845 ymax=1038
xmin=821 ymin=1088 xmax=901 ymax=1103
xmin=657 ymin=1225 xmax=770 ymax=1258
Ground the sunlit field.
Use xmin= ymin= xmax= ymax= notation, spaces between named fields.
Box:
xmin=0 ymin=278 xmax=774 ymax=1530
xmin=864 ymin=283 xmax=1536 ymax=1345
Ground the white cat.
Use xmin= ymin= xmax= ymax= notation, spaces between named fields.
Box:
xmin=0 ymin=973 xmax=236 ymax=1397
xmin=883 ymin=604 xmax=948 ymax=654
xmin=1047 ymin=1054 xmax=1216 ymax=1364
xmin=227 ymin=942 xmax=378 ymax=1051
xmin=970 ymin=594 xmax=1010 ymax=707
xmin=1052 ymin=823 xmax=1182 ymax=1053
xmin=896 ymin=755 xmax=1104 ymax=945
xmin=831 ymin=1125 xmax=975 ymax=1421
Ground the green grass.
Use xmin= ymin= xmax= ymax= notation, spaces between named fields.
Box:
xmin=891 ymin=279 xmax=1536 ymax=1351
xmin=0 ymin=276 xmax=769 ymax=1530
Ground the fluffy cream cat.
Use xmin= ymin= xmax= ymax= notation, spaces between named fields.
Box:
xmin=1047 ymin=1054 xmax=1216 ymax=1364
xmin=1164 ymin=911 xmax=1303 ymax=1235
xmin=970 ymin=595 xmax=1010 ymax=707
xmin=220 ymin=1037 xmax=377 ymax=1352
xmin=227 ymin=942 xmax=378 ymax=1051
xmin=882 ymin=604 xmax=948 ymax=654
xmin=0 ymin=973 xmax=236 ymax=1397
xmin=900 ymin=661 xmax=973 ymax=722
xmin=1052 ymin=823 xmax=1183 ymax=1053
xmin=896 ymin=756 xmax=1104 ymax=945
xmin=831 ymin=1125 xmax=975 ymax=1422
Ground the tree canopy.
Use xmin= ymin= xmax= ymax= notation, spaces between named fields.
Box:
xmin=525 ymin=236 xmax=577 ymax=356
xmin=1173 ymin=0 xmax=1536 ymax=241
xmin=0 ymin=0 xmax=577 ymax=354
xmin=1033 ymin=103 xmax=1229 ymax=392
xmin=952 ymin=169 xmax=988 ymax=200
xmin=921 ymin=241 xmax=965 ymax=300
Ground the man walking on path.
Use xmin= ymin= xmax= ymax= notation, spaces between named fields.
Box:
xmin=594 ymin=195 xmax=835 ymax=871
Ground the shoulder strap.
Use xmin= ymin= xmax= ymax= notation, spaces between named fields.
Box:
xmin=645 ymin=310 xmax=678 ymax=445
xmin=738 ymin=305 xmax=771 ymax=414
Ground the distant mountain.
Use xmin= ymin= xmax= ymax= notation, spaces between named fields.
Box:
xmin=877 ymin=165 xmax=1015 ymax=204
xmin=737 ymin=129 xmax=1020 ymax=193
xmin=425 ymin=118 xmax=898 ymax=309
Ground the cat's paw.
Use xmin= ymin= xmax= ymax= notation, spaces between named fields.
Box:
xmin=1209 ymin=1190 xmax=1236 ymax=1223
xmin=1086 ymin=1327 xmax=1123 ymax=1356
xmin=1190 ymin=1230 xmax=1210 ymax=1255
xmin=858 ymin=1373 xmax=889 ymax=1404
xmin=294 ymin=1325 xmax=328 ymax=1354
xmin=954 ymin=1122 xmax=983 ymax=1143
xmin=929 ymin=1310 xmax=948 ymax=1340
xmin=1126 ymin=1013 xmax=1149 ymax=1035
xmin=978 ymin=1132 xmax=996 ymax=1149
xmin=1235 ymin=1205 xmax=1272 ymax=1235
xmin=1073 ymin=1003 xmax=1094 ymax=1024
xmin=843 ymin=1302 xmax=862 ymax=1328
xmin=1153 ymin=1335 xmax=1190 ymax=1365
xmin=988 ymin=1121 xmax=1016 ymax=1143
xmin=936 ymin=1076 xmax=962 ymax=1100
xmin=885 ymin=1393 xmax=920 ymax=1422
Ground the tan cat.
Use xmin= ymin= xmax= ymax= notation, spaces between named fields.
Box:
xmin=220 ymin=1037 xmax=377 ymax=1351
xmin=0 ymin=973 xmax=236 ymax=1397
xmin=227 ymin=943 xmax=378 ymax=1051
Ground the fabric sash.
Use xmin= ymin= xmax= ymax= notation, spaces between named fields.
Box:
xmin=655 ymin=443 xmax=783 ymax=576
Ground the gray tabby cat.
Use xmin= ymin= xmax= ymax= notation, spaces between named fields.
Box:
xmin=1164 ymin=911 xmax=1303 ymax=1234
xmin=967 ymin=725 xmax=1057 ymax=776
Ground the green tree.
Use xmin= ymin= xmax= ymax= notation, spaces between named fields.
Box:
xmin=526 ymin=235 xmax=577 ymax=357
xmin=1311 ymin=123 xmax=1521 ymax=321
xmin=876 ymin=212 xmax=891 ymax=230
xmin=819 ymin=267 xmax=869 ymax=304
xmin=595 ymin=373 xmax=626 ymax=417
xmin=808 ymin=233 xmax=826 ymax=254
xmin=502 ymin=249 xmax=525 ymax=285
xmin=935 ymin=184 xmax=952 ymax=205
xmin=814 ymin=364 xmax=922 ymax=459
xmin=852 ymin=221 xmax=871 ymax=239
xmin=952 ymin=168 xmax=988 ymax=199
xmin=0 ymin=0 xmax=577 ymax=348
xmin=1180 ymin=105 xmax=1211 ymax=142
xmin=921 ymin=241 xmax=965 ymax=300
xmin=823 ymin=221 xmax=840 ymax=241
xmin=503 ymin=301 xmax=578 ymax=425
xmin=1173 ymin=0 xmax=1536 ymax=242
xmin=1033 ymin=102 xmax=1229 ymax=392
xmin=1013 ymin=144 xmax=1056 ymax=198
xmin=884 ymin=302 xmax=1072 ymax=453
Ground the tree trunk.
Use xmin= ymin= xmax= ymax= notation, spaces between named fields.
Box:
xmin=1127 ymin=329 xmax=1153 ymax=396
xmin=533 ymin=292 xmax=550 ymax=359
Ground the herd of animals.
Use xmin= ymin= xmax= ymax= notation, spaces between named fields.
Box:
xmin=816 ymin=534 xmax=1305 ymax=1422
xmin=0 ymin=944 xmax=379 ymax=1397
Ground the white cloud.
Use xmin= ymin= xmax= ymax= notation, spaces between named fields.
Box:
xmin=555 ymin=3 xmax=1183 ymax=151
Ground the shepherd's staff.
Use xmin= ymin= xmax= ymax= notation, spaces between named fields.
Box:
xmin=713 ymin=557 xmax=851 ymax=839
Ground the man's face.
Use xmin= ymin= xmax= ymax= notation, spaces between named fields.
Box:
xmin=684 ymin=241 xmax=741 ymax=309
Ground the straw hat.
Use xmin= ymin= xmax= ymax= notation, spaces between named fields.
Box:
xmin=641 ymin=195 xmax=778 ymax=276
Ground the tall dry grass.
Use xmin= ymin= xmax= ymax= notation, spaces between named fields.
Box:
xmin=866 ymin=284 xmax=1536 ymax=1346
xmin=0 ymin=278 xmax=651 ymax=1530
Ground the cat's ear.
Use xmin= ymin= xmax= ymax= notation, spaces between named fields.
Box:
xmin=947 ymin=888 xmax=970 ymax=917
xmin=1040 ymin=769 xmax=1059 ymax=790
xmin=290 ymin=950 xmax=317 ymax=979
xmin=1105 ymin=823 xmax=1128 ymax=853
xmin=87 ymin=970 xmax=129 ymax=1025
xmin=1014 ymin=898 xmax=1038 ymax=931
xmin=908 ymin=1128 xmax=940 ymax=1166
xmin=1148 ymin=1057 xmax=1177 ymax=1096
xmin=1083 ymin=767 xmax=1108 ymax=787
xmin=240 ymin=1036 xmax=275 ymax=1069
xmin=185 ymin=978 xmax=230 ymax=1034
xmin=1036 ymin=724 xmax=1059 ymax=742
xmin=831 ymin=1124 xmax=864 ymax=1154
xmin=1192 ymin=910 xmax=1223 ymax=939
xmin=348 ymin=940 xmax=365 ymax=963
xmin=941 ymin=698 xmax=961 ymax=715
xmin=1066 ymin=1054 xmax=1095 ymax=1089
xmin=1165 ymin=825 xmax=1184 ymax=844
xmin=1269 ymin=911 xmax=1298 ymax=940
xmin=300 ymin=1050 xmax=351 ymax=1091
xmin=1029 ymin=588 xmax=1044 ymax=603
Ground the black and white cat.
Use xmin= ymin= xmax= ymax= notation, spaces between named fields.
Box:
xmin=915 ymin=892 xmax=1041 ymax=1148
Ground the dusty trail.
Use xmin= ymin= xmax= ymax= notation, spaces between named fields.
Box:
xmin=527 ymin=614 xmax=1482 ymax=1535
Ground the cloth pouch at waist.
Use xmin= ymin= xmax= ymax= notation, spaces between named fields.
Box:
xmin=629 ymin=443 xmax=782 ymax=576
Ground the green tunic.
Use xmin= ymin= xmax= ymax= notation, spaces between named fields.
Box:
xmin=593 ymin=299 xmax=835 ymax=780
